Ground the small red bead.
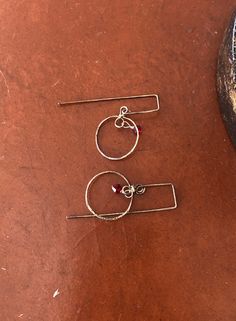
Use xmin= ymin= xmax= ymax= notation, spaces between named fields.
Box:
xmin=133 ymin=124 xmax=142 ymax=135
xmin=112 ymin=184 xmax=122 ymax=194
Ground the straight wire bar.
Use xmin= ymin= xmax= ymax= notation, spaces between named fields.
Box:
xmin=66 ymin=183 xmax=177 ymax=220
xmin=58 ymin=93 xmax=160 ymax=115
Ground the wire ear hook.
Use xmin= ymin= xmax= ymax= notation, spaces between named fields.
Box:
xmin=58 ymin=93 xmax=160 ymax=114
xmin=66 ymin=171 xmax=178 ymax=221
xmin=58 ymin=94 xmax=160 ymax=160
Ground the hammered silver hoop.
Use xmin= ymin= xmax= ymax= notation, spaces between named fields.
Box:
xmin=95 ymin=114 xmax=140 ymax=161
xmin=85 ymin=171 xmax=134 ymax=221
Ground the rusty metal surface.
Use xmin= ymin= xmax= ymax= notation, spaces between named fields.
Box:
xmin=217 ymin=10 xmax=236 ymax=147
xmin=0 ymin=1 xmax=236 ymax=321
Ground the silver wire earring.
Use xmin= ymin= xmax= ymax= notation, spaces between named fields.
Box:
xmin=58 ymin=94 xmax=160 ymax=160
xmin=66 ymin=170 xmax=177 ymax=221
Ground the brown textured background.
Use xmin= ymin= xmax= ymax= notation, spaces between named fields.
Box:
xmin=0 ymin=1 xmax=236 ymax=320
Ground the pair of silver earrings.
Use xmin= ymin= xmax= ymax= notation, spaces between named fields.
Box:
xmin=59 ymin=94 xmax=178 ymax=221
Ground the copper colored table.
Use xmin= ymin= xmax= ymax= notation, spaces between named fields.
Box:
xmin=0 ymin=1 xmax=236 ymax=320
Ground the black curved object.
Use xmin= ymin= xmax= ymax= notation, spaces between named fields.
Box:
xmin=217 ymin=10 xmax=236 ymax=148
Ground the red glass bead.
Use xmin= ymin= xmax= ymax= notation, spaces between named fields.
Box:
xmin=112 ymin=184 xmax=122 ymax=194
xmin=133 ymin=124 xmax=142 ymax=135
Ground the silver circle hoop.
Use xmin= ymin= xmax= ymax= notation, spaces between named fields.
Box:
xmin=95 ymin=114 xmax=140 ymax=161
xmin=85 ymin=171 xmax=133 ymax=221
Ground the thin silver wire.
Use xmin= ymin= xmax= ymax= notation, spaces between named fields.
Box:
xmin=58 ymin=93 xmax=160 ymax=114
xmin=95 ymin=114 xmax=139 ymax=161
xmin=67 ymin=175 xmax=177 ymax=220
xmin=84 ymin=171 xmax=133 ymax=221
xmin=58 ymin=94 xmax=159 ymax=160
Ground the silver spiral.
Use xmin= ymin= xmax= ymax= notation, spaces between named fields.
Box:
xmin=121 ymin=184 xmax=146 ymax=198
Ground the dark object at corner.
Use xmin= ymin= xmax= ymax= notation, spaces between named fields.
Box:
xmin=217 ymin=10 xmax=236 ymax=148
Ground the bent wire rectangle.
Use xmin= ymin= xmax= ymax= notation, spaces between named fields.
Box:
xmin=66 ymin=183 xmax=177 ymax=219
xmin=58 ymin=93 xmax=160 ymax=114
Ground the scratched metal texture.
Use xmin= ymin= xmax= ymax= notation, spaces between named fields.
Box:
xmin=0 ymin=1 xmax=236 ymax=320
